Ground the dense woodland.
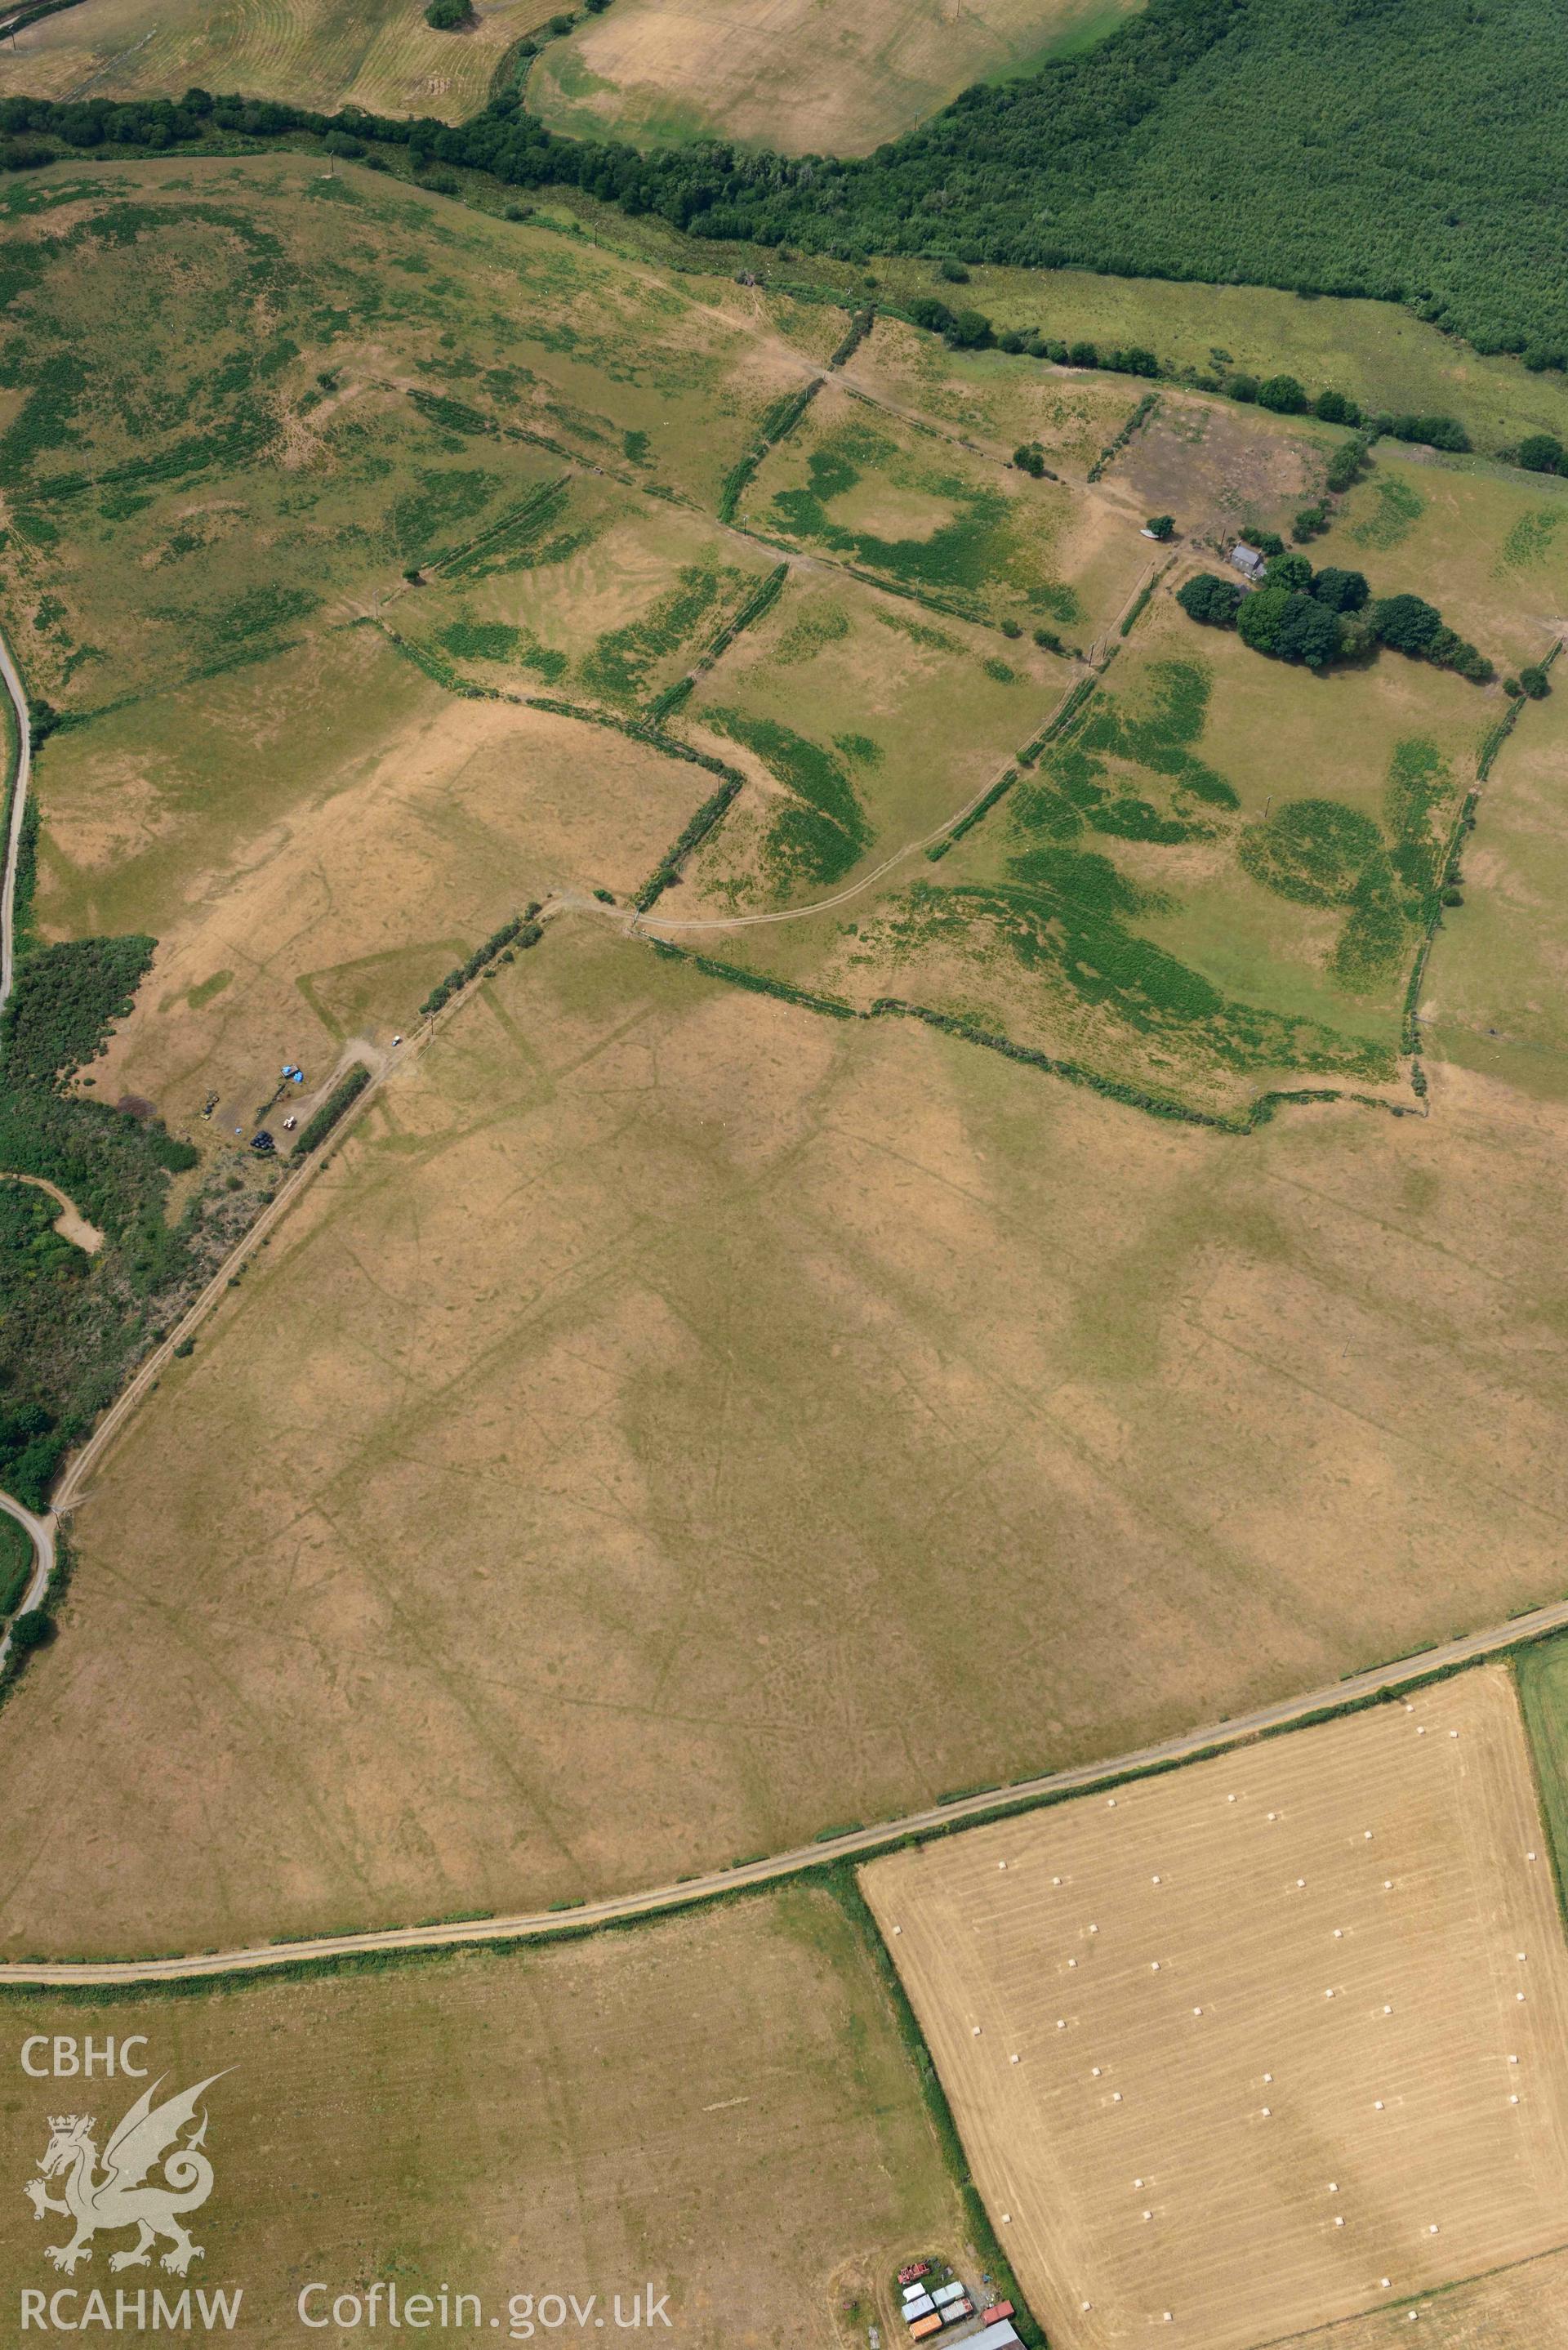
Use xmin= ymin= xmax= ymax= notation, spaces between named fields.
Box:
xmin=0 ymin=916 xmax=202 ymax=1509
xmin=5 ymin=0 xmax=1568 ymax=356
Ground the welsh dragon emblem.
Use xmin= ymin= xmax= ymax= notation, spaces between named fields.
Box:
xmin=24 ymin=2074 xmax=225 ymax=2276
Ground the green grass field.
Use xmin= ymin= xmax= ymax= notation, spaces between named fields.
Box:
xmin=10 ymin=151 xmax=1548 ymax=1135
xmin=675 ymin=570 xmax=1073 ymax=907
xmin=1419 ymin=676 xmax=1568 ymax=1103
xmin=0 ymin=155 xmax=826 ymax=723
xmin=668 ymin=583 xmax=1498 ymax=1116
xmin=1309 ymin=456 xmax=1568 ymax=678
xmin=736 ymin=384 xmax=1136 ymax=631
xmin=865 ymin=261 xmax=1568 ymax=469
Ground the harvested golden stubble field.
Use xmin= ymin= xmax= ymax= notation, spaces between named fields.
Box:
xmin=0 ymin=1888 xmax=965 ymax=2348
xmin=1301 ymin=2241 xmax=1568 ymax=2348
xmin=862 ymin=1665 xmax=1568 ymax=2350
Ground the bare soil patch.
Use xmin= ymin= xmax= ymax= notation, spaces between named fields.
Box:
xmin=1116 ymin=396 xmax=1327 ymax=543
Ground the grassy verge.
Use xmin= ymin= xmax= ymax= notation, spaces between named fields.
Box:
xmin=825 ymin=1866 xmax=1046 ymax=2347
xmin=1514 ymin=1635 xmax=1568 ymax=1937
xmin=0 ymin=1509 xmax=32 ymax=1615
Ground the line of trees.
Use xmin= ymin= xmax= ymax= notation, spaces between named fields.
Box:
xmin=419 ymin=911 xmax=542 ymax=1017
xmin=0 ymin=88 xmax=1512 ymax=482
xmin=1178 ymin=555 xmax=1491 ymax=682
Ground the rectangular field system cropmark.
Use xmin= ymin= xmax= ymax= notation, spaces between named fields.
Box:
xmin=862 ymin=1665 xmax=1568 ymax=2350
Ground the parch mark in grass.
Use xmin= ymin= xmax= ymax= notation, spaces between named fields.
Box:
xmin=765 ymin=421 xmax=1079 ymax=622
xmin=774 ymin=595 xmax=852 ymax=667
xmin=580 ymin=565 xmax=743 ymax=705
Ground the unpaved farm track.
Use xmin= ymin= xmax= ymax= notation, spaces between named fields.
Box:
xmin=0 ymin=616 xmax=29 ymax=1014
xmin=4 ymin=1589 xmax=1568 ymax=1985
xmin=0 ymin=1170 xmax=103 ymax=1251
xmin=0 ymin=1491 xmax=54 ymax=1675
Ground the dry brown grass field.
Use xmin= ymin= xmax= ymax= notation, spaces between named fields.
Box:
xmin=839 ymin=323 xmax=1145 ymax=480
xmin=0 ymin=0 xmax=556 ymax=120
xmin=1419 ymin=663 xmax=1568 ymax=1105
xmin=527 ymin=0 xmax=1142 ymax=158
xmin=4 ymin=925 xmax=1568 ymax=1959
xmin=47 ymin=639 xmax=713 ymax=1132
xmin=862 ymin=1666 xmax=1568 ymax=2350
xmin=0 ymin=1887 xmax=965 ymax=2347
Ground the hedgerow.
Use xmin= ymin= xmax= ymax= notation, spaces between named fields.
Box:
xmin=292 ymin=1063 xmax=371 ymax=1154
xmin=633 ymin=776 xmax=745 ymax=910
xmin=419 ymin=913 xmax=541 ymax=1017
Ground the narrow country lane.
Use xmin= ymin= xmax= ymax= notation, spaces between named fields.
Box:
xmin=3 ymin=1576 xmax=1566 ymax=1985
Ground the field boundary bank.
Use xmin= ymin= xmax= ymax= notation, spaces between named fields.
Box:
xmin=7 ymin=1591 xmax=1568 ymax=1987
xmin=639 ymin=938 xmax=1410 ymax=1135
